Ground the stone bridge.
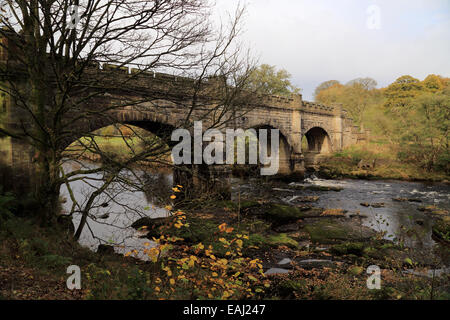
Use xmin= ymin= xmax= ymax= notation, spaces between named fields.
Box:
xmin=0 ymin=37 xmax=365 ymax=194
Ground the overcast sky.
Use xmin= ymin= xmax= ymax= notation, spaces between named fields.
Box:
xmin=215 ymin=0 xmax=450 ymax=100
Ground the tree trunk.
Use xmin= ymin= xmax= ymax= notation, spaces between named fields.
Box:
xmin=35 ymin=156 xmax=61 ymax=226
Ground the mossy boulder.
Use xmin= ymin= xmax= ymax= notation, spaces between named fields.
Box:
xmin=330 ymin=242 xmax=365 ymax=256
xmin=276 ymin=279 xmax=308 ymax=297
xmin=348 ymin=266 xmax=364 ymax=276
xmin=244 ymin=233 xmax=299 ymax=249
xmin=419 ymin=206 xmax=449 ymax=217
xmin=304 ymin=219 xmax=375 ymax=244
xmin=267 ymin=233 xmax=299 ymax=249
xmin=131 ymin=215 xmax=225 ymax=244
xmin=215 ymin=200 xmax=261 ymax=213
xmin=131 ymin=216 xmax=169 ymax=230
xmin=432 ymin=218 xmax=450 ymax=243
xmin=170 ymin=218 xmax=223 ymax=244
xmin=263 ymin=204 xmax=307 ymax=224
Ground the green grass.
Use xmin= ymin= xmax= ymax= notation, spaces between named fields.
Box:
xmin=320 ymin=141 xmax=449 ymax=181
xmin=64 ymin=136 xmax=170 ymax=162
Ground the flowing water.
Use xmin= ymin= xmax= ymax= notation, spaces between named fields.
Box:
xmin=62 ymin=160 xmax=450 ymax=261
xmin=61 ymin=160 xmax=173 ymax=260
xmin=288 ymin=175 xmax=450 ymax=248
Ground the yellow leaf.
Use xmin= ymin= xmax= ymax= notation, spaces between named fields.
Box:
xmin=218 ymin=223 xmax=227 ymax=232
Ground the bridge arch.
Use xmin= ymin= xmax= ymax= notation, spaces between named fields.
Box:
xmin=302 ymin=126 xmax=332 ymax=154
xmin=244 ymin=124 xmax=293 ymax=175
xmin=61 ymin=100 xmax=181 ymax=150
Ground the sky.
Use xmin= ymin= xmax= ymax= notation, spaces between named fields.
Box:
xmin=215 ymin=0 xmax=450 ymax=100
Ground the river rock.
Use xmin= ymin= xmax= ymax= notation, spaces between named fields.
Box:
xmin=131 ymin=216 xmax=170 ymax=230
xmin=294 ymin=259 xmax=339 ymax=269
xmin=277 ymin=258 xmax=293 ymax=266
xmin=320 ymin=209 xmax=347 ymax=217
xmin=360 ymin=202 xmax=384 ymax=208
xmin=297 ymin=196 xmax=320 ymax=203
xmin=432 ymin=219 xmax=450 ymax=244
xmin=393 ymin=198 xmax=422 ymax=203
xmin=371 ymin=203 xmax=385 ymax=208
xmin=131 ymin=216 xmax=173 ymax=238
xmin=97 ymin=244 xmax=115 ymax=255
xmin=304 ymin=219 xmax=376 ymax=244
xmin=360 ymin=202 xmax=370 ymax=207
xmin=274 ymin=223 xmax=299 ymax=233
xmin=263 ymin=204 xmax=309 ymax=225
xmin=264 ymin=268 xmax=291 ymax=275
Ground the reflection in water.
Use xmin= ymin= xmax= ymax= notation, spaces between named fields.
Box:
xmin=61 ymin=160 xmax=174 ymax=260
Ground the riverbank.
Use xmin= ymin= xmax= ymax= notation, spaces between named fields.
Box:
xmin=316 ymin=143 xmax=450 ymax=182
xmin=1 ymin=180 xmax=449 ymax=300
xmin=63 ymin=136 xmax=172 ymax=166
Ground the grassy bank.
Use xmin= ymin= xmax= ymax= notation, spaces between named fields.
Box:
xmin=318 ymin=141 xmax=450 ymax=182
xmin=63 ymin=136 xmax=171 ymax=165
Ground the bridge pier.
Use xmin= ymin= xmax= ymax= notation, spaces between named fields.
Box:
xmin=173 ymin=164 xmax=231 ymax=201
xmin=290 ymin=153 xmax=305 ymax=178
xmin=0 ymin=136 xmax=36 ymax=195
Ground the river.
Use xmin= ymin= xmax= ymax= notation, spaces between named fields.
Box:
xmin=61 ymin=160 xmax=450 ymax=260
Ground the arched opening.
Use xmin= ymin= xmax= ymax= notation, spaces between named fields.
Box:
xmin=302 ymin=127 xmax=332 ymax=154
xmin=61 ymin=122 xmax=176 ymax=256
xmin=231 ymin=125 xmax=292 ymax=177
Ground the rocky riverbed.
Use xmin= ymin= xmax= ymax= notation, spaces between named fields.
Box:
xmin=62 ymin=160 xmax=450 ymax=299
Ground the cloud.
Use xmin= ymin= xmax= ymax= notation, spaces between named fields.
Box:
xmin=215 ymin=0 xmax=450 ymax=100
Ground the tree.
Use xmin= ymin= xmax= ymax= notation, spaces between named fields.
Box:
xmin=314 ymin=82 xmax=344 ymax=105
xmin=346 ymin=77 xmax=377 ymax=91
xmin=384 ymin=75 xmax=424 ymax=110
xmin=315 ymin=77 xmax=379 ymax=127
xmin=246 ymin=64 xmax=300 ymax=97
xmin=381 ymin=74 xmax=449 ymax=172
xmin=343 ymin=78 xmax=378 ymax=126
xmin=422 ymin=74 xmax=444 ymax=93
xmin=0 ymin=1 xmax=255 ymax=231
xmin=314 ymin=80 xmax=341 ymax=100
xmin=391 ymin=91 xmax=449 ymax=172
